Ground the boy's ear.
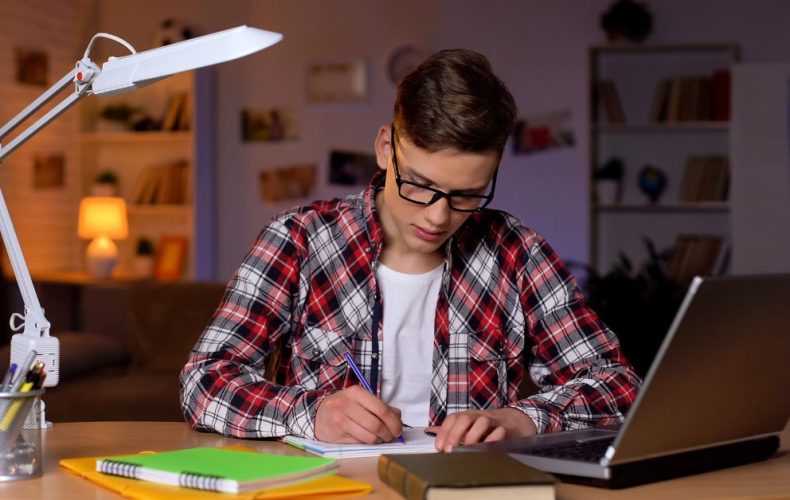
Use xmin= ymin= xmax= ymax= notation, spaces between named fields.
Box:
xmin=374 ymin=124 xmax=392 ymax=171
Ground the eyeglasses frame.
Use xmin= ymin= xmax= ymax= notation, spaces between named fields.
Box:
xmin=389 ymin=126 xmax=498 ymax=213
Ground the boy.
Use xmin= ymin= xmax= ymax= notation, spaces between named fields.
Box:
xmin=180 ymin=49 xmax=640 ymax=452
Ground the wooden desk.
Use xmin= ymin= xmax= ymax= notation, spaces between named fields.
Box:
xmin=0 ymin=421 xmax=788 ymax=499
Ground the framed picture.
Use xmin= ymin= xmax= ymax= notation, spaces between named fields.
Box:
xmin=153 ymin=236 xmax=188 ymax=281
xmin=512 ymin=109 xmax=575 ymax=156
xmin=259 ymin=163 xmax=316 ymax=204
xmin=328 ymin=150 xmax=378 ymax=185
xmin=32 ymin=154 xmax=65 ymax=188
xmin=241 ymin=107 xmax=298 ymax=142
xmin=307 ymin=60 xmax=367 ymax=103
xmin=15 ymin=47 xmax=48 ymax=86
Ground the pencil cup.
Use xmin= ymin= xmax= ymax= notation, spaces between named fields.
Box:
xmin=0 ymin=389 xmax=44 ymax=481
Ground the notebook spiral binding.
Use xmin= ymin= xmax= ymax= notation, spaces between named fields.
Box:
xmin=98 ymin=459 xmax=141 ymax=479
xmin=179 ymin=471 xmax=224 ymax=491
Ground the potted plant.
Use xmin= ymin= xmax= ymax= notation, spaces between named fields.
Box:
xmin=594 ymin=157 xmax=624 ymax=205
xmin=92 ymin=170 xmax=119 ymax=196
xmin=584 ymin=238 xmax=685 ymax=377
xmin=97 ymin=103 xmax=141 ymax=132
xmin=133 ymin=237 xmax=155 ymax=278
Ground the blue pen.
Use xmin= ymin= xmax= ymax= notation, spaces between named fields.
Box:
xmin=1 ymin=363 xmax=17 ymax=391
xmin=343 ymin=352 xmax=406 ymax=444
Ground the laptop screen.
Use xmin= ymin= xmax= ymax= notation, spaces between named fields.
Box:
xmin=609 ymin=274 xmax=790 ymax=464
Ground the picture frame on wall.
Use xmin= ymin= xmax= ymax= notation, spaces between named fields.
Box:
xmin=307 ymin=59 xmax=367 ymax=103
xmin=153 ymin=235 xmax=188 ymax=281
xmin=328 ymin=150 xmax=378 ymax=186
xmin=14 ymin=47 xmax=48 ymax=86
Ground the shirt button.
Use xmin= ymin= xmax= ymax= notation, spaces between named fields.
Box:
xmin=364 ymin=247 xmax=372 ymax=254
xmin=312 ymin=348 xmax=321 ymax=357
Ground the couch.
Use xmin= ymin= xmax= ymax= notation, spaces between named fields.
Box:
xmin=0 ymin=280 xmax=226 ymax=422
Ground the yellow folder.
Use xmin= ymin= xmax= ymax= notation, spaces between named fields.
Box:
xmin=60 ymin=447 xmax=372 ymax=500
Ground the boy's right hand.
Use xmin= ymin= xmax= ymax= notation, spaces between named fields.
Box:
xmin=314 ymin=385 xmax=404 ymax=443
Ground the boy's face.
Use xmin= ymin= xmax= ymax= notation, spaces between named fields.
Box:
xmin=374 ymin=124 xmax=499 ymax=261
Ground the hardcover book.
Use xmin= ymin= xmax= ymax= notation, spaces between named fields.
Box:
xmin=378 ymin=451 xmax=555 ymax=499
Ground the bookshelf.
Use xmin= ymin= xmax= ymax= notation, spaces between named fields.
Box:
xmin=589 ymin=43 xmax=739 ymax=277
xmin=77 ymin=69 xmax=216 ymax=281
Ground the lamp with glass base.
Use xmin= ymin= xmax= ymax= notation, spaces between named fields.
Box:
xmin=77 ymin=197 xmax=128 ymax=278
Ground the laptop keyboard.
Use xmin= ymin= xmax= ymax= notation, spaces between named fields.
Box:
xmin=528 ymin=437 xmax=615 ymax=463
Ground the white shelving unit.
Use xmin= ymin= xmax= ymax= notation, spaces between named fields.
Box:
xmin=589 ymin=43 xmax=739 ymax=275
xmin=77 ymin=69 xmax=216 ymax=281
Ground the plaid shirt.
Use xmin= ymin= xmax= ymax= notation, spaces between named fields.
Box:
xmin=180 ymin=172 xmax=640 ymax=439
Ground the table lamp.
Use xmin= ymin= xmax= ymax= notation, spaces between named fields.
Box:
xmin=0 ymin=25 xmax=282 ymax=401
xmin=77 ymin=197 xmax=129 ymax=278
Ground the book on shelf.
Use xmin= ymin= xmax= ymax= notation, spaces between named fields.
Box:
xmin=649 ymin=78 xmax=672 ymax=122
xmin=378 ymin=451 xmax=555 ymax=500
xmin=668 ymin=235 xmax=723 ymax=286
xmin=711 ymin=69 xmax=731 ymax=121
xmin=596 ymin=79 xmax=625 ymax=124
xmin=93 ymin=447 xmax=339 ymax=494
xmin=132 ymin=160 xmax=189 ymax=205
xmin=650 ymin=69 xmax=730 ymax=123
xmin=679 ymin=156 xmax=729 ymax=202
xmin=161 ymin=91 xmax=189 ymax=131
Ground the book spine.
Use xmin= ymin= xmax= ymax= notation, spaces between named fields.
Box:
xmin=377 ymin=456 xmax=428 ymax=500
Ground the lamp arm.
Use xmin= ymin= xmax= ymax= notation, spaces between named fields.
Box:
xmin=0 ymin=62 xmax=95 ymax=161
xmin=0 ymin=62 xmax=99 ymax=387
xmin=0 ymin=25 xmax=283 ymax=395
xmin=0 ymin=188 xmax=49 ymax=337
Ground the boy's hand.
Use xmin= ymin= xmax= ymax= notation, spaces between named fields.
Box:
xmin=314 ymin=385 xmax=404 ymax=443
xmin=427 ymin=408 xmax=537 ymax=452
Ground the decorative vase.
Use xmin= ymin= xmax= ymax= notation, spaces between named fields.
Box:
xmin=596 ymin=179 xmax=621 ymax=205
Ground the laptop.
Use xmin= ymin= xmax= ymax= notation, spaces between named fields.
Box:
xmin=461 ymin=274 xmax=790 ymax=488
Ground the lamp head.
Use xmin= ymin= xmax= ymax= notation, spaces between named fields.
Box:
xmin=88 ymin=26 xmax=283 ymax=96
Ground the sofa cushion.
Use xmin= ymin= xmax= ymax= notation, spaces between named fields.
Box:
xmin=127 ymin=282 xmax=225 ymax=371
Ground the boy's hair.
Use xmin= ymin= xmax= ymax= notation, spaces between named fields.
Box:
xmin=394 ymin=49 xmax=517 ymax=154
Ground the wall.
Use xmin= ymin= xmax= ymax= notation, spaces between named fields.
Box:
xmin=12 ymin=0 xmax=790 ymax=281
xmin=0 ymin=0 xmax=94 ymax=274
xmin=731 ymin=63 xmax=790 ymax=274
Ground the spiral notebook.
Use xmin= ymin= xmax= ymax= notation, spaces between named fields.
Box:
xmin=94 ymin=447 xmax=338 ymax=494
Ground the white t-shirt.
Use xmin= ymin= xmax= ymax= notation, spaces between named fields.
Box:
xmin=376 ymin=263 xmax=443 ymax=427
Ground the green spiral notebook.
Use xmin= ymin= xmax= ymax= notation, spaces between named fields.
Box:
xmin=95 ymin=447 xmax=338 ymax=494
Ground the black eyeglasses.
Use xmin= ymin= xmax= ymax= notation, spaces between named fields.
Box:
xmin=390 ymin=127 xmax=498 ymax=213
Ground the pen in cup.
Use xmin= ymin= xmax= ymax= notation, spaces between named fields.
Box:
xmin=343 ymin=352 xmax=406 ymax=445
xmin=1 ymin=363 xmax=17 ymax=391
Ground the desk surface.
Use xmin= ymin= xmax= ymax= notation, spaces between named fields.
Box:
xmin=1 ymin=421 xmax=788 ymax=499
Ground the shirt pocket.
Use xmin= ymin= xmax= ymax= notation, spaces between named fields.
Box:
xmin=291 ymin=326 xmax=350 ymax=391
xmin=467 ymin=328 xmax=524 ymax=409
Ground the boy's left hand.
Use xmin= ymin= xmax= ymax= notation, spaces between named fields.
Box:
xmin=427 ymin=408 xmax=537 ymax=452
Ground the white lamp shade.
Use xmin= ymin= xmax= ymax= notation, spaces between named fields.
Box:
xmin=77 ymin=196 xmax=129 ymax=240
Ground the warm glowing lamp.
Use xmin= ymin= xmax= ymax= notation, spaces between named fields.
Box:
xmin=77 ymin=196 xmax=128 ymax=278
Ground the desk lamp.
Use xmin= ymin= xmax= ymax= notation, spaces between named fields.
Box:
xmin=0 ymin=26 xmax=282 ymax=394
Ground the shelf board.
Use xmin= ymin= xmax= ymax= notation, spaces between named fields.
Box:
xmin=81 ymin=131 xmax=191 ymax=144
xmin=595 ymin=202 xmax=730 ymax=213
xmin=128 ymin=204 xmax=192 ymax=216
xmin=590 ymin=42 xmax=739 ymax=55
xmin=592 ymin=122 xmax=729 ymax=133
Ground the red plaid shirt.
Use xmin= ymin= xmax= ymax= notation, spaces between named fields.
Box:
xmin=180 ymin=172 xmax=640 ymax=439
